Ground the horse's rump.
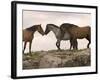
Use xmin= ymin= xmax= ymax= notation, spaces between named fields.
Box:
xmin=70 ymin=26 xmax=91 ymax=39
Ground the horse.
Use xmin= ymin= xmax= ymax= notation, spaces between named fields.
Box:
xmin=23 ymin=24 xmax=44 ymax=55
xmin=44 ymin=24 xmax=76 ymax=50
xmin=60 ymin=23 xmax=91 ymax=50
xmin=59 ymin=23 xmax=79 ymax=50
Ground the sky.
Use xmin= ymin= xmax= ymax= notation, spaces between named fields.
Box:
xmin=23 ymin=10 xmax=91 ymax=52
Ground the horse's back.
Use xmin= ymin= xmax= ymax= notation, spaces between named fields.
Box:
xmin=71 ymin=26 xmax=91 ymax=39
xmin=60 ymin=23 xmax=78 ymax=33
xmin=61 ymin=23 xmax=78 ymax=27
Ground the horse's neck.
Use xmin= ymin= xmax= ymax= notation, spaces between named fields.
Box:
xmin=29 ymin=30 xmax=36 ymax=36
xmin=50 ymin=27 xmax=70 ymax=40
xmin=32 ymin=27 xmax=37 ymax=33
xmin=25 ymin=29 xmax=36 ymax=36
xmin=51 ymin=27 xmax=60 ymax=37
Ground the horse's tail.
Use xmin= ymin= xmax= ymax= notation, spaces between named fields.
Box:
xmin=88 ymin=26 xmax=91 ymax=40
xmin=86 ymin=26 xmax=91 ymax=35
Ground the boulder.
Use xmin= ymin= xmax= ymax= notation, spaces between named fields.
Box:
xmin=39 ymin=55 xmax=62 ymax=68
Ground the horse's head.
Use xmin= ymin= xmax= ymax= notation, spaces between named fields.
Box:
xmin=44 ymin=24 xmax=51 ymax=35
xmin=36 ymin=24 xmax=44 ymax=36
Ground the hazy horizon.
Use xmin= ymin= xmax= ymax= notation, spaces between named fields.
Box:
xmin=23 ymin=10 xmax=91 ymax=52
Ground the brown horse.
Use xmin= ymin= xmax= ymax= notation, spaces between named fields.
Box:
xmin=23 ymin=24 xmax=44 ymax=55
xmin=60 ymin=23 xmax=91 ymax=50
xmin=59 ymin=23 xmax=78 ymax=50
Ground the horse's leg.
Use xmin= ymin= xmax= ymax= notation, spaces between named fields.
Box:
xmin=56 ymin=40 xmax=61 ymax=50
xmin=75 ymin=39 xmax=78 ymax=50
xmin=23 ymin=42 xmax=27 ymax=54
xmin=72 ymin=40 xmax=76 ymax=50
xmin=72 ymin=38 xmax=78 ymax=50
xmin=29 ymin=41 xmax=32 ymax=55
xmin=70 ymin=39 xmax=73 ymax=50
xmin=70 ymin=37 xmax=75 ymax=50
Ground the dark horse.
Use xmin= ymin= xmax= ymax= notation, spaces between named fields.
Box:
xmin=44 ymin=24 xmax=78 ymax=50
xmin=60 ymin=23 xmax=91 ymax=50
xmin=23 ymin=24 xmax=44 ymax=55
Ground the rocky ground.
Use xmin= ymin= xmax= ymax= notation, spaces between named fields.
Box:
xmin=23 ymin=48 xmax=91 ymax=69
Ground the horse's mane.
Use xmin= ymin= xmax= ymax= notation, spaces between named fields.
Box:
xmin=47 ymin=24 xmax=59 ymax=28
xmin=60 ymin=23 xmax=79 ymax=28
xmin=25 ymin=25 xmax=38 ymax=31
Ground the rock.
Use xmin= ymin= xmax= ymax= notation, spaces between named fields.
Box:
xmin=23 ymin=59 xmax=40 ymax=69
xmin=23 ymin=60 xmax=33 ymax=69
xmin=23 ymin=55 xmax=31 ymax=61
xmin=62 ymin=49 xmax=90 ymax=67
xmin=39 ymin=55 xmax=62 ymax=68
